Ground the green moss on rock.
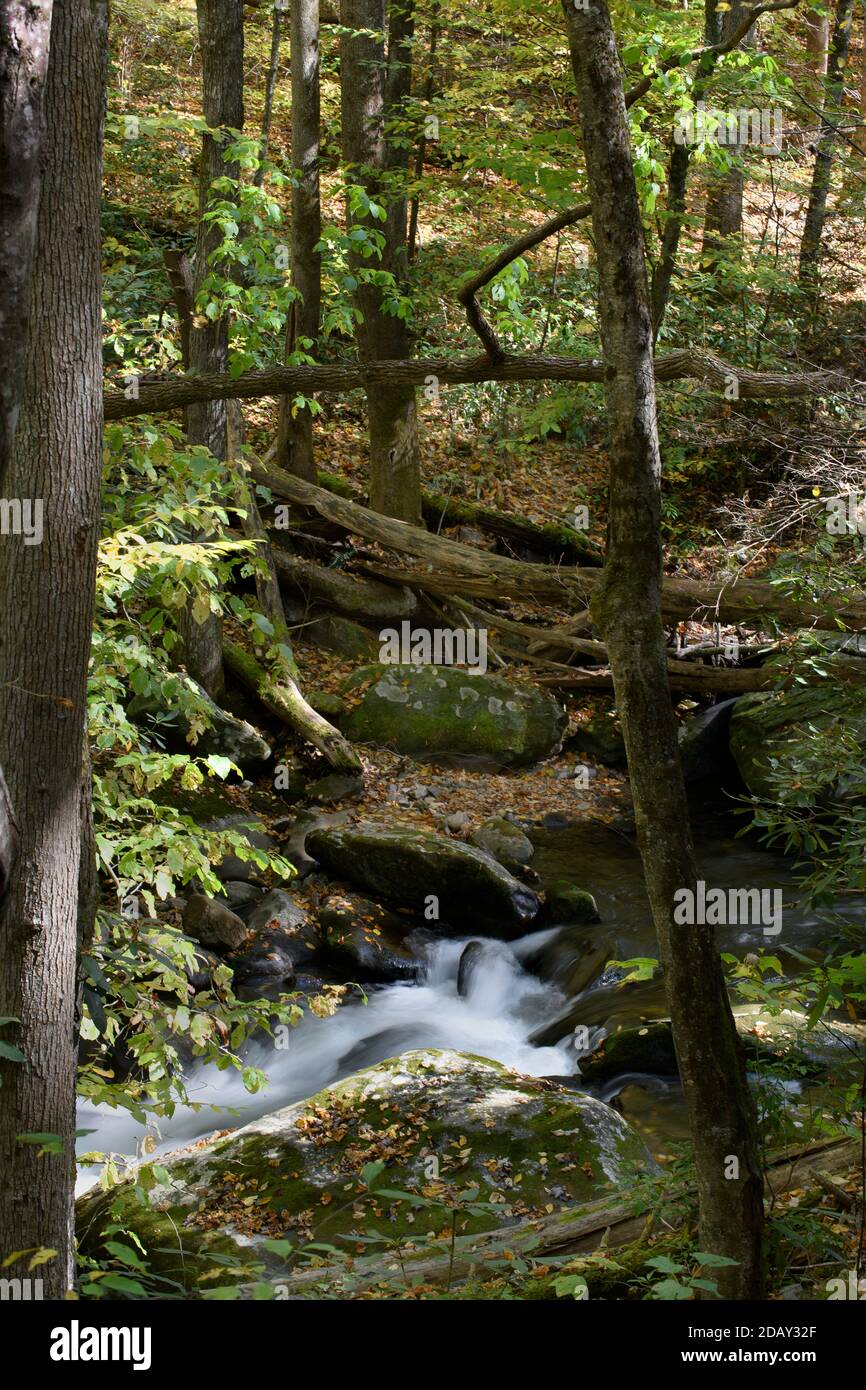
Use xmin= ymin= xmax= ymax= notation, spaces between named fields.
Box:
xmin=76 ymin=1049 xmax=654 ymax=1294
xmin=339 ymin=664 xmax=568 ymax=768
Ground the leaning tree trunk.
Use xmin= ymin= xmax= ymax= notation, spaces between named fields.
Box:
xmin=563 ymin=0 xmax=765 ymax=1299
xmin=181 ymin=0 xmax=245 ymax=698
xmin=340 ymin=0 xmax=421 ymax=524
xmin=0 ymin=0 xmax=107 ymax=1298
xmin=276 ymin=0 xmax=321 ymax=481
xmin=798 ymin=0 xmax=856 ymax=287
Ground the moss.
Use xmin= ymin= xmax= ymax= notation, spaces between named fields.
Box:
xmin=76 ymin=1050 xmax=654 ymax=1292
xmin=340 ymin=664 xmax=567 ymax=767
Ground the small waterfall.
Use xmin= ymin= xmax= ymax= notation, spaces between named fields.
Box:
xmin=76 ymin=929 xmax=581 ymax=1191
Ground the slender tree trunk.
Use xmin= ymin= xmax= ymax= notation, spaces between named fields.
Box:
xmin=0 ymin=0 xmax=107 ymax=1297
xmin=407 ymin=4 xmax=439 ymax=262
xmin=805 ymin=7 xmax=830 ymax=75
xmin=276 ymin=0 xmax=320 ymax=480
xmin=798 ymin=0 xmax=856 ymax=286
xmin=254 ymin=0 xmax=284 ymax=188
xmin=341 ymin=0 xmax=421 ymax=524
xmin=182 ymin=0 xmax=245 ymax=698
xmin=857 ymin=14 xmax=866 ymax=156
xmin=702 ymin=0 xmax=755 ymax=259
xmin=563 ymin=0 xmax=765 ymax=1299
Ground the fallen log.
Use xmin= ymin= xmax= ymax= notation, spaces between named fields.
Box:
xmin=260 ymin=1134 xmax=859 ymax=1297
xmin=271 ymin=549 xmax=417 ymax=621
xmin=302 ymin=469 xmax=603 ymax=565
xmin=103 ymin=347 xmax=850 ymax=421
xmin=252 ymin=464 xmax=866 ymax=632
xmin=223 ymin=641 xmax=362 ymax=774
xmin=537 ymin=657 xmax=866 ymax=695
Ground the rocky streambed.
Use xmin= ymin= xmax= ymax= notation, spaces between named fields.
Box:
xmin=76 ymin=653 xmax=866 ymax=1292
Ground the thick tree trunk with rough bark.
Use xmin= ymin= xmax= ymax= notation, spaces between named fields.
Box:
xmin=799 ymin=0 xmax=856 ymax=286
xmin=0 ymin=0 xmax=107 ymax=1297
xmin=563 ymin=0 xmax=765 ymax=1300
xmin=341 ymin=0 xmax=421 ymax=523
xmin=181 ymin=0 xmax=245 ymax=698
xmin=276 ymin=0 xmax=321 ymax=480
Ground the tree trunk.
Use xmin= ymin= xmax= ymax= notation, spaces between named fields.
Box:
xmin=182 ymin=0 xmax=245 ymax=698
xmin=702 ymin=0 xmax=755 ymax=260
xmin=340 ymin=0 xmax=421 ymax=523
xmin=253 ymin=0 xmax=284 ymax=187
xmin=0 ymin=0 xmax=54 ymax=485
xmin=563 ymin=0 xmax=764 ymax=1299
xmin=799 ymin=0 xmax=856 ymax=286
xmin=0 ymin=0 xmax=107 ymax=1297
xmin=406 ymin=4 xmax=439 ymax=261
xmin=276 ymin=0 xmax=320 ymax=480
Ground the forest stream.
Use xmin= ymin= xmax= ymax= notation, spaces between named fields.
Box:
xmin=77 ymin=806 xmax=860 ymax=1192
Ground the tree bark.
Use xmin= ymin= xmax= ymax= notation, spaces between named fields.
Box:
xmin=0 ymin=0 xmax=107 ymax=1298
xmin=276 ymin=0 xmax=320 ymax=480
xmin=563 ymin=0 xmax=765 ymax=1299
xmin=103 ymin=346 xmax=845 ymax=420
xmin=0 ymin=0 xmax=54 ymax=486
xmin=702 ymin=0 xmax=756 ymax=260
xmin=181 ymin=0 xmax=245 ymax=698
xmin=406 ymin=3 xmax=438 ymax=261
xmin=798 ymin=0 xmax=856 ymax=286
xmin=253 ymin=0 xmax=284 ymax=187
xmin=340 ymin=0 xmax=421 ymax=523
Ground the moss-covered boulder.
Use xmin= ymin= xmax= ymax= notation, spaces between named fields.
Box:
xmin=469 ymin=816 xmax=535 ymax=873
xmin=307 ymin=824 xmax=540 ymax=934
xmin=76 ymin=1049 xmax=654 ymax=1294
xmin=729 ymin=657 xmax=866 ymax=803
xmin=339 ymin=664 xmax=567 ymax=767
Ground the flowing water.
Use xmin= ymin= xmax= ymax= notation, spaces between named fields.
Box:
xmin=77 ymin=808 xmax=860 ymax=1190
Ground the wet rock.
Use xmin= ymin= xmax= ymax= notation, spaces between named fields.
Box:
xmin=522 ymin=927 xmax=610 ymax=996
xmin=306 ymin=772 xmax=364 ymax=805
xmin=469 ymin=817 xmax=534 ymax=873
xmin=544 ymin=881 xmax=601 ymax=925
xmin=317 ymin=892 xmax=419 ymax=982
xmin=183 ymin=894 xmax=248 ymax=953
xmin=568 ymin=714 xmax=627 ymax=770
xmin=541 ymin=811 xmax=568 ymax=830
xmin=339 ymin=664 xmax=568 ymax=768
xmin=202 ymin=811 xmax=274 ymax=884
xmin=218 ymin=880 xmax=265 ymax=915
xmin=77 ymin=1049 xmax=655 ymax=1291
xmin=678 ymin=698 xmax=738 ymax=785
xmin=128 ymin=673 xmax=271 ymax=775
xmin=456 ymin=940 xmax=487 ymax=997
xmin=306 ymin=824 xmax=540 ymax=936
xmin=231 ymin=889 xmax=321 ymax=983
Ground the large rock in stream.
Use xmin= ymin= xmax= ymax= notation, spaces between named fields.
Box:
xmin=339 ymin=664 xmax=568 ymax=767
xmin=307 ymin=824 xmax=540 ymax=935
xmin=76 ymin=1049 xmax=653 ymax=1293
